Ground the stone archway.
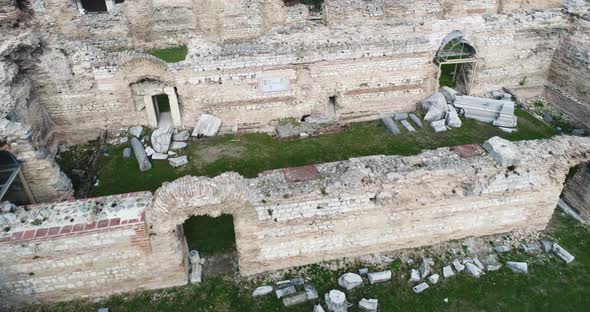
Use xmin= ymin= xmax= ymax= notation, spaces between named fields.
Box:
xmin=130 ymin=79 xmax=182 ymax=128
xmin=435 ymin=31 xmax=479 ymax=94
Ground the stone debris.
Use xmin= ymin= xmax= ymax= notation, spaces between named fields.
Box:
xmin=382 ymin=117 xmax=401 ymax=135
xmin=304 ymin=283 xmax=319 ymax=300
xmin=192 ymin=114 xmax=222 ymax=137
xmin=119 ymin=137 xmax=129 ymax=144
xmin=424 ymin=105 xmax=445 ymax=123
xmin=465 ymin=262 xmax=484 ymax=278
xmin=130 ymin=137 xmax=151 ymax=172
xmin=283 ymin=291 xmax=308 ymax=307
xmin=552 ymin=243 xmax=575 ymax=264
xmin=557 ymin=199 xmax=587 ymax=224
xmin=151 ymin=153 xmax=168 ymax=160
xmin=338 ymin=273 xmax=363 ymax=290
xmin=409 ymin=269 xmax=421 ymax=283
xmin=173 ymin=130 xmax=190 ymax=141
xmin=128 ymin=126 xmax=143 ymax=138
xmin=358 ymin=268 xmax=369 ymax=276
xmin=441 ymin=86 xmax=458 ymax=103
xmin=572 ymin=129 xmax=586 ymax=136
xmin=151 ymin=127 xmax=174 ymax=153
xmin=494 ymin=245 xmax=512 ymax=253
xmin=314 ymin=304 xmax=326 ymax=312
xmin=473 ymin=258 xmax=485 ymax=271
xmin=168 ymin=151 xmax=177 ymax=156
xmin=325 ymin=289 xmax=348 ymax=312
xmin=367 ymin=270 xmax=391 ymax=284
xmin=454 ymin=96 xmax=517 ymax=128
xmin=291 ymin=277 xmax=305 ymax=286
xmin=188 ymin=250 xmax=202 ymax=284
xmin=170 ymin=141 xmax=188 ymax=150
xmin=430 ymin=119 xmax=447 ymax=133
xmin=419 ymin=258 xmax=434 ymax=279
xmin=276 ymin=280 xmax=292 ymax=289
xmin=401 ymin=119 xmax=416 ymax=132
xmin=409 ymin=113 xmax=423 ymax=128
xmin=442 ymin=265 xmax=455 ymax=278
xmin=275 ymin=122 xmax=317 ymax=139
xmin=543 ymin=113 xmax=554 ymax=123
xmin=252 ymin=285 xmax=274 ymax=297
xmin=452 ymin=259 xmax=465 ymax=272
xmin=483 ymin=137 xmax=522 ymax=167
xmin=481 ymin=254 xmax=502 ymax=271
xmin=0 ymin=202 xmax=15 ymax=213
xmin=122 ymin=148 xmax=131 ymax=158
xmin=522 ymin=243 xmax=541 ymax=255
xmin=358 ymin=298 xmax=378 ymax=312
xmin=428 ymin=274 xmax=440 ymax=284
xmin=169 ymin=156 xmax=188 ymax=168
xmin=394 ymin=112 xmax=409 ymax=120
xmin=490 ymin=90 xmax=512 ymax=101
xmin=507 ymin=261 xmax=528 ymax=274
xmin=276 ymin=285 xmax=297 ymax=299
xmin=541 ymin=240 xmax=554 ymax=253
xmin=446 ymin=105 xmax=462 ymax=128
xmin=423 ymin=93 xmax=448 ymax=122
xmin=412 ymin=282 xmax=429 ymax=294
xmin=145 ymin=146 xmax=155 ymax=157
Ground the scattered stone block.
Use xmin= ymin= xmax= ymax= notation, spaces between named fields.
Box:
xmin=151 ymin=127 xmax=174 ymax=153
xmin=442 ymin=265 xmax=455 ymax=278
xmin=482 ymin=254 xmax=502 ymax=271
xmin=192 ymin=114 xmax=222 ymax=137
xmin=358 ymin=268 xmax=369 ymax=276
xmin=123 ymin=148 xmax=131 ymax=158
xmin=454 ymin=96 xmax=517 ymax=127
xmin=473 ymin=258 xmax=485 ymax=271
xmin=0 ymin=202 xmax=15 ymax=213
xmin=543 ymin=113 xmax=554 ymax=123
xmin=188 ymin=250 xmax=200 ymax=264
xmin=151 ymin=153 xmax=168 ymax=160
xmin=291 ymin=277 xmax=305 ymax=286
xmin=430 ymin=119 xmax=447 ymax=133
xmin=170 ymin=141 xmax=188 ymax=150
xmin=446 ymin=105 xmax=462 ymax=128
xmin=169 ymin=156 xmax=188 ymax=168
xmin=541 ymin=240 xmax=553 ymax=253
xmin=173 ymin=130 xmax=190 ymax=141
xmin=422 ymin=93 xmax=448 ymax=112
xmin=412 ymin=282 xmax=429 ymax=294
xmin=409 ymin=114 xmax=423 ymax=128
xmin=441 ymin=86 xmax=458 ymax=103
xmin=128 ymin=126 xmax=143 ymax=138
xmin=409 ymin=269 xmax=420 ymax=283
xmin=572 ymin=129 xmax=586 ymax=136
xmin=304 ymin=283 xmax=319 ymax=300
xmin=189 ymin=261 xmax=202 ymax=284
xmin=494 ymin=245 xmax=512 ymax=253
xmin=358 ymin=298 xmax=378 ymax=312
xmin=507 ymin=261 xmax=528 ymax=274
xmin=382 ymin=117 xmax=401 ymax=135
xmin=252 ymin=285 xmax=273 ymax=297
xmin=419 ymin=258 xmax=433 ymax=279
xmin=276 ymin=286 xmax=297 ymax=299
xmin=552 ymin=243 xmax=575 ymax=264
xmin=394 ymin=112 xmax=409 ymax=120
xmin=119 ymin=137 xmax=128 ymax=144
xmin=314 ymin=304 xmax=326 ymax=312
xmin=483 ymin=137 xmax=522 ymax=167
xmin=283 ymin=291 xmax=308 ymax=307
xmin=401 ymin=120 xmax=416 ymax=132
xmin=452 ymin=259 xmax=465 ymax=272
xmin=465 ymin=262 xmax=484 ymax=278
xmin=493 ymin=102 xmax=518 ymax=128
xmin=367 ymin=270 xmax=391 ymax=284
xmin=338 ymin=273 xmax=363 ymax=290
xmin=325 ymin=289 xmax=347 ymax=312
xmin=522 ymin=243 xmax=541 ymax=255
xmin=145 ymin=146 xmax=155 ymax=157
xmin=168 ymin=150 xmax=177 ymax=156
xmin=276 ymin=280 xmax=292 ymax=289
xmin=130 ymin=138 xmax=151 ymax=172
xmin=428 ymin=274 xmax=440 ymax=284
xmin=424 ymin=105 xmax=445 ymax=123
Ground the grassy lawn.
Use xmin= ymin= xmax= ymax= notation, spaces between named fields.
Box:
xmin=146 ymin=45 xmax=188 ymax=63
xmin=91 ymin=109 xmax=554 ymax=197
xmin=28 ymin=213 xmax=590 ymax=312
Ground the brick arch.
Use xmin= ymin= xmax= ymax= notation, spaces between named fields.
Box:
xmin=149 ymin=173 xmax=251 ymax=231
xmin=117 ymin=57 xmax=172 ymax=85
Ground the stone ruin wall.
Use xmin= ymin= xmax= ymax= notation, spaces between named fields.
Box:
xmin=2 ymin=135 xmax=590 ymax=307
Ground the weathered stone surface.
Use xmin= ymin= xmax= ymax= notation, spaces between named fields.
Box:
xmin=409 ymin=269 xmax=420 ymax=282
xmin=283 ymin=291 xmax=308 ymax=306
xmin=409 ymin=113 xmax=423 ymax=128
xmin=145 ymin=146 xmax=156 ymax=157
xmin=152 ymin=153 xmax=168 ymax=160
xmin=446 ymin=105 xmax=462 ymax=128
xmin=412 ymin=282 xmax=429 ymax=294
xmin=382 ymin=117 xmax=401 ymax=135
xmin=522 ymin=243 xmax=541 ymax=254
xmin=358 ymin=298 xmax=378 ymax=312
xmin=151 ymin=127 xmax=174 ymax=153
xmin=169 ymin=156 xmax=188 ymax=168
xmin=123 ymin=148 xmax=132 ymax=158
xmin=553 ymin=243 xmax=575 ymax=263
xmin=338 ymin=273 xmax=363 ymax=290
xmin=358 ymin=268 xmax=369 ymax=276
xmin=419 ymin=258 xmax=433 ymax=279
xmin=170 ymin=142 xmax=188 ymax=150
xmin=304 ymin=283 xmax=319 ymax=300
xmin=507 ymin=262 xmax=528 ymax=274
xmin=494 ymin=245 xmax=512 ymax=253
xmin=473 ymin=258 xmax=485 ymax=271
xmin=314 ymin=305 xmax=326 ymax=312
xmin=325 ymin=289 xmax=347 ymax=312
xmin=422 ymin=93 xmax=448 ymax=112
xmin=173 ymin=131 xmax=190 ymax=141
xmin=441 ymin=86 xmax=458 ymax=103
xmin=394 ymin=112 xmax=409 ymax=120
xmin=428 ymin=274 xmax=440 ymax=284
xmin=130 ymin=138 xmax=151 ymax=172
xmin=452 ymin=259 xmax=465 ymax=272
xmin=128 ymin=126 xmax=143 ymax=138
xmin=276 ymin=286 xmax=296 ymax=299
xmin=424 ymin=105 xmax=445 ymax=123
xmin=401 ymin=120 xmax=416 ymax=132
xmin=454 ymin=96 xmax=517 ymax=127
xmin=541 ymin=240 xmax=554 ymax=253
xmin=192 ymin=114 xmax=222 ymax=137
xmin=430 ymin=119 xmax=447 ymax=133
xmin=190 ymin=262 xmax=202 ymax=284
xmin=465 ymin=262 xmax=484 ymax=278
xmin=367 ymin=270 xmax=391 ymax=284
xmin=443 ymin=266 xmax=455 ymax=278
xmin=252 ymin=285 xmax=273 ymax=297
xmin=483 ymin=137 xmax=522 ymax=167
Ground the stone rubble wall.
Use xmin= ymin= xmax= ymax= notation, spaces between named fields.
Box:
xmin=1 ymin=136 xmax=589 ymax=307
xmin=562 ymin=162 xmax=590 ymax=222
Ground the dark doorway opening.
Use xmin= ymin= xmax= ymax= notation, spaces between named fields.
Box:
xmin=80 ymin=0 xmax=108 ymax=13
xmin=183 ymin=214 xmax=236 ymax=255
xmin=152 ymin=94 xmax=172 ymax=127
xmin=328 ymin=95 xmax=337 ymax=115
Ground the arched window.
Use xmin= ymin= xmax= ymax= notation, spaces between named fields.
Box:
xmin=436 ymin=31 xmax=479 ymax=94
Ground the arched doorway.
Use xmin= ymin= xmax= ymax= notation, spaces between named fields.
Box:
xmin=130 ymin=79 xmax=182 ymax=128
xmin=0 ymin=150 xmax=35 ymax=205
xmin=435 ymin=31 xmax=478 ymax=94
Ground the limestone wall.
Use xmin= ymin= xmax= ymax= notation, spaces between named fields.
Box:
xmin=2 ymin=136 xmax=590 ymax=307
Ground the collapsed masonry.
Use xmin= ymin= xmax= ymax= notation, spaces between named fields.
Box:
xmin=1 ymin=135 xmax=590 ymax=307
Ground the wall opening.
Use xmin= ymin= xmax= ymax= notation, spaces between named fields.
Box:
xmin=328 ymin=95 xmax=337 ymax=115
xmin=152 ymin=94 xmax=173 ymax=128
xmin=79 ymin=0 xmax=108 ymax=13
xmin=435 ymin=31 xmax=478 ymax=94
